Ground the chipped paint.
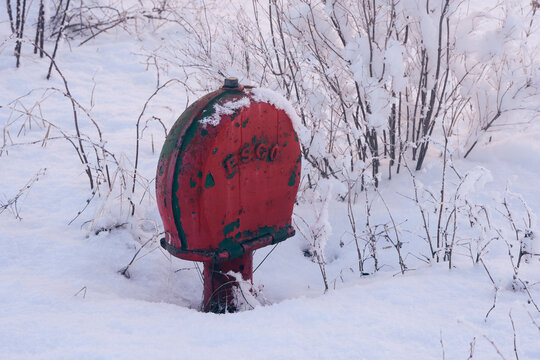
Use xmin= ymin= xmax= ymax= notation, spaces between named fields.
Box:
xmin=204 ymin=173 xmax=215 ymax=188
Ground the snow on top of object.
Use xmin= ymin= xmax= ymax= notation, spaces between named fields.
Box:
xmin=199 ymin=87 xmax=308 ymax=145
xmin=251 ymin=87 xmax=308 ymax=143
xmin=199 ymin=97 xmax=251 ymax=127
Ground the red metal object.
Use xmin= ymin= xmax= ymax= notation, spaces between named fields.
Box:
xmin=156 ymin=79 xmax=301 ymax=312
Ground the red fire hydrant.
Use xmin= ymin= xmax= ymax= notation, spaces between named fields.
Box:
xmin=156 ymin=78 xmax=301 ymax=313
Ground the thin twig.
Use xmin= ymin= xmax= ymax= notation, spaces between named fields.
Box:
xmin=118 ymin=235 xmax=158 ymax=279
xmin=253 ymin=243 xmax=279 ymax=273
xmin=509 ymin=311 xmax=519 ymax=360
xmin=47 ymin=0 xmax=71 ymax=80
xmin=482 ymin=334 xmax=508 ymax=360
xmin=131 ymin=78 xmax=181 ymax=213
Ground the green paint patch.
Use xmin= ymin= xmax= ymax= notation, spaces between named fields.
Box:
xmin=212 ymin=148 xmax=218 ymax=154
xmin=288 ymin=170 xmax=296 ymax=187
xmin=242 ymin=118 xmax=249 ymax=128
xmin=201 ymin=128 xmax=208 ymax=136
xmin=223 ymin=218 xmax=240 ymax=236
xmin=171 ymin=114 xmax=200 ymax=250
xmin=197 ymin=171 xmax=203 ymax=179
xmin=287 ymin=155 xmax=301 ymax=186
xmin=204 ymin=173 xmax=215 ymax=188
xmin=234 ymin=122 xmax=240 ymax=127
xmin=273 ymin=226 xmax=291 ymax=242
xmin=258 ymin=226 xmax=275 ymax=236
xmin=218 ymin=237 xmax=244 ymax=259
xmin=253 ymin=225 xmax=290 ymax=243
xmin=190 ymin=178 xmax=196 ymax=188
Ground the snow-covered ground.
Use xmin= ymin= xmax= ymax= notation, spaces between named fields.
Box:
xmin=1 ymin=2 xmax=539 ymax=359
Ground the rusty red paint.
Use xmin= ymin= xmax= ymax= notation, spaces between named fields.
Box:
xmin=156 ymin=83 xmax=301 ymax=312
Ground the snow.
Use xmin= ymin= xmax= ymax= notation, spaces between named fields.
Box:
xmin=199 ymin=97 xmax=251 ymax=127
xmin=1 ymin=1 xmax=539 ymax=359
xmin=251 ymin=87 xmax=309 ymax=142
xmin=199 ymin=87 xmax=307 ymax=138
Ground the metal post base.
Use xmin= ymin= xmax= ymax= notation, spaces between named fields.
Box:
xmin=202 ymin=252 xmax=253 ymax=313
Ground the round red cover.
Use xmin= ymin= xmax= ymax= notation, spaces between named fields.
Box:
xmin=156 ymin=87 xmax=301 ymax=261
